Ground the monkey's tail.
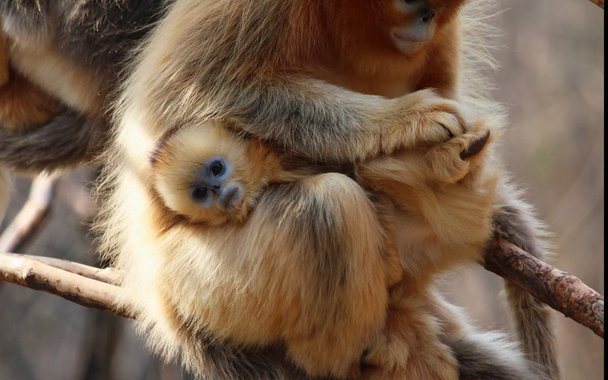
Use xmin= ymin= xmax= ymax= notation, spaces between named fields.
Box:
xmin=492 ymin=180 xmax=560 ymax=380
xmin=448 ymin=331 xmax=548 ymax=380
xmin=0 ymin=108 xmax=105 ymax=173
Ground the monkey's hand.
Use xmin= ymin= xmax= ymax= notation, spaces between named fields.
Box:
xmin=424 ymin=120 xmax=492 ymax=184
xmin=355 ymin=119 xmax=491 ymax=192
xmin=377 ymin=89 xmax=469 ymax=157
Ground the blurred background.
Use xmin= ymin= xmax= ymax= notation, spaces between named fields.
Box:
xmin=0 ymin=0 xmax=603 ymax=379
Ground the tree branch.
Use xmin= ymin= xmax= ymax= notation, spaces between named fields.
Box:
xmin=10 ymin=252 xmax=124 ymax=286
xmin=0 ymin=172 xmax=59 ymax=252
xmin=0 ymin=251 xmax=133 ymax=318
xmin=482 ymin=240 xmax=604 ymax=338
xmin=0 ymin=242 xmax=604 ymax=338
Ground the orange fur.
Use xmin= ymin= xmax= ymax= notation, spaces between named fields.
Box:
xmin=283 ymin=1 xmax=465 ymax=98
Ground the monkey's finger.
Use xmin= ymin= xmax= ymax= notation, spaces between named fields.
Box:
xmin=432 ymin=110 xmax=466 ymax=139
xmin=460 ymin=130 xmax=490 ymax=160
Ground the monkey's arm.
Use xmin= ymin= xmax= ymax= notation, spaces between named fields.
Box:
xmin=131 ymin=0 xmax=466 ymax=164
xmin=209 ymin=79 xmax=464 ymax=163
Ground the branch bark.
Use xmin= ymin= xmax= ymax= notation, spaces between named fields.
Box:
xmin=0 ymin=251 xmax=133 ymax=318
xmin=482 ymin=240 xmax=604 ymax=338
xmin=0 ymin=241 xmax=604 ymax=338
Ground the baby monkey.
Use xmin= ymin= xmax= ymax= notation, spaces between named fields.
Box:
xmin=149 ymin=119 xmax=496 ymax=379
xmin=151 ymin=123 xmax=304 ymax=226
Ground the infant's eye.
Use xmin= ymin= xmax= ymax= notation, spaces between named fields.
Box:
xmin=209 ymin=160 xmax=225 ymax=177
xmin=191 ymin=187 xmax=210 ymax=204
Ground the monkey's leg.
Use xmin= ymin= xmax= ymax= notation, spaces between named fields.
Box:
xmin=492 ymin=185 xmax=560 ymax=380
xmin=424 ymin=121 xmax=492 ymax=184
xmin=363 ymin=288 xmax=459 ymax=380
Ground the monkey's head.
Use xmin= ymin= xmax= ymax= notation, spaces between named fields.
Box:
xmin=151 ymin=122 xmax=264 ymax=225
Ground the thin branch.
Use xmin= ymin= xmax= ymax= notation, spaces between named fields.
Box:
xmin=0 ymin=242 xmax=604 ymax=338
xmin=482 ymin=240 xmax=604 ymax=338
xmin=0 ymin=251 xmax=134 ymax=318
xmin=4 ymin=252 xmax=123 ymax=286
xmin=0 ymin=172 xmax=59 ymax=252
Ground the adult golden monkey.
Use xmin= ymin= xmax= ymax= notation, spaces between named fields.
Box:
xmin=0 ymin=0 xmax=557 ymax=378
xmin=96 ymin=0 xmax=556 ymax=379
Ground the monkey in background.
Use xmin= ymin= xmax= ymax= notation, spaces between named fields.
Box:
xmin=0 ymin=0 xmax=558 ymax=378
xmin=0 ymin=23 xmax=61 ymax=221
xmin=0 ymin=1 xmax=167 ymax=219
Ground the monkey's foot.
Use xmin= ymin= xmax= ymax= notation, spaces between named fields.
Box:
xmin=425 ymin=122 xmax=491 ymax=184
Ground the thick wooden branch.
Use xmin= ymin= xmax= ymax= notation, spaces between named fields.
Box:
xmin=0 ymin=251 xmax=133 ymax=318
xmin=0 ymin=242 xmax=604 ymax=338
xmin=483 ymin=240 xmax=604 ymax=338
